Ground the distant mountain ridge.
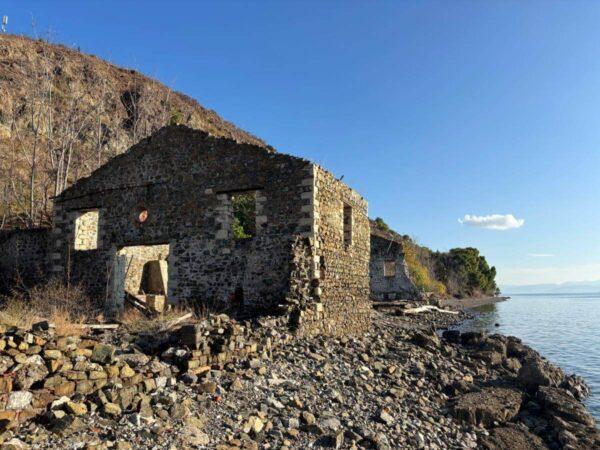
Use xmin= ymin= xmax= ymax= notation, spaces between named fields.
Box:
xmin=502 ymin=280 xmax=600 ymax=294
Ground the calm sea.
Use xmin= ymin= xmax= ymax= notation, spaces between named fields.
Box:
xmin=456 ymin=293 xmax=600 ymax=421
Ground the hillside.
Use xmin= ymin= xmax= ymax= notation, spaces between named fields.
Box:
xmin=0 ymin=34 xmax=267 ymax=228
xmin=372 ymin=218 xmax=499 ymax=298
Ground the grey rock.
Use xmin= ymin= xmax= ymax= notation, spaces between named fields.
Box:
xmin=91 ymin=343 xmax=116 ymax=364
xmin=518 ymin=357 xmax=564 ymax=390
xmin=537 ymin=386 xmax=595 ymax=428
xmin=451 ymin=387 xmax=523 ymax=427
xmin=480 ymin=424 xmax=549 ymax=450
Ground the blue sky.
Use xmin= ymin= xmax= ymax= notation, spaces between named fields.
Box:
xmin=4 ymin=1 xmax=600 ymax=286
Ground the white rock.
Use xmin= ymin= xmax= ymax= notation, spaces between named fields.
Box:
xmin=7 ymin=391 xmax=33 ymax=410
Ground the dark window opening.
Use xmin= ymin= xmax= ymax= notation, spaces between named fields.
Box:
xmin=232 ymin=191 xmax=257 ymax=239
xmin=343 ymin=204 xmax=353 ymax=247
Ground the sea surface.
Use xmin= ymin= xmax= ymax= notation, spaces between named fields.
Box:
xmin=456 ymin=293 xmax=600 ymax=421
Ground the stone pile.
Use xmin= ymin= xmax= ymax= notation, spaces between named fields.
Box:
xmin=0 ymin=325 xmax=174 ymax=435
xmin=0 ymin=313 xmax=297 ymax=448
xmin=0 ymin=310 xmax=597 ymax=449
xmin=161 ymin=314 xmax=293 ymax=381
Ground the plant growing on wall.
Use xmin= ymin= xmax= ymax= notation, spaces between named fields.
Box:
xmin=232 ymin=191 xmax=256 ymax=239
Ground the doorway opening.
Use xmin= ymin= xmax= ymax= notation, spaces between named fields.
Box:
xmin=110 ymin=243 xmax=169 ymax=314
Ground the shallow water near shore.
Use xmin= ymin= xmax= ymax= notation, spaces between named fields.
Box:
xmin=456 ymin=293 xmax=600 ymax=421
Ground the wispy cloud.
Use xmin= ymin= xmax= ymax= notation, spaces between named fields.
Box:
xmin=458 ymin=214 xmax=524 ymax=231
xmin=527 ymin=253 xmax=555 ymax=258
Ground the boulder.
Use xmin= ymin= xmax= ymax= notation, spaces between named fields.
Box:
xmin=177 ymin=425 xmax=210 ymax=447
xmin=14 ymin=355 xmax=48 ymax=389
xmin=91 ymin=344 xmax=116 ymax=364
xmin=411 ymin=330 xmax=441 ymax=350
xmin=506 ymin=338 xmax=535 ymax=359
xmin=503 ymin=357 xmax=522 ymax=373
xmin=460 ymin=331 xmax=487 ymax=347
xmin=1 ymin=438 xmax=30 ymax=450
xmin=480 ymin=424 xmax=549 ymax=450
xmin=0 ymin=356 xmax=14 ymax=374
xmin=474 ymin=350 xmax=503 ymax=367
xmin=518 ymin=357 xmax=564 ymax=390
xmin=6 ymin=391 xmax=33 ymax=410
xmin=116 ymin=353 xmax=150 ymax=368
xmin=560 ymin=374 xmax=590 ymax=401
xmin=65 ymin=401 xmax=88 ymax=416
xmin=47 ymin=413 xmax=86 ymax=436
xmin=451 ymin=387 xmax=523 ymax=427
xmin=102 ymin=402 xmax=122 ymax=418
xmin=441 ymin=330 xmax=460 ymax=343
xmin=377 ymin=408 xmax=395 ymax=426
xmin=482 ymin=338 xmax=507 ymax=356
xmin=537 ymin=386 xmax=595 ymax=428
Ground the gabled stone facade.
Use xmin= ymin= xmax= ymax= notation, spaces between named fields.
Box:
xmin=47 ymin=126 xmax=371 ymax=336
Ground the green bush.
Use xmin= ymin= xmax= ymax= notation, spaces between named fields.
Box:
xmin=231 ymin=191 xmax=256 ymax=239
xmin=169 ymin=110 xmax=184 ymax=126
xmin=374 ymin=217 xmax=389 ymax=231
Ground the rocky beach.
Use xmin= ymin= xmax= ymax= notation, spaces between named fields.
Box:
xmin=0 ymin=304 xmax=597 ymax=450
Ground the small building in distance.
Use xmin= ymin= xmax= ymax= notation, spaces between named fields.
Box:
xmin=369 ymin=220 xmax=417 ymax=301
xmin=44 ymin=125 xmax=371 ymax=337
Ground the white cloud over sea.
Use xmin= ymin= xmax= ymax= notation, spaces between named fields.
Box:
xmin=459 ymin=214 xmax=524 ymax=231
xmin=527 ymin=253 xmax=555 ymax=258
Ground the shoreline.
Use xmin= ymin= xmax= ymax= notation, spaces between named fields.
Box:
xmin=1 ymin=306 xmax=598 ymax=449
xmin=440 ymin=295 xmax=509 ymax=310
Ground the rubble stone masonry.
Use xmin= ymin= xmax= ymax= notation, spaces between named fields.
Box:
xmin=370 ymin=230 xmax=416 ymax=301
xmin=48 ymin=126 xmax=371 ymax=336
xmin=0 ymin=229 xmax=49 ymax=292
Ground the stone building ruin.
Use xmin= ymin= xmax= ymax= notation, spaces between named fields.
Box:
xmin=0 ymin=125 xmax=431 ymax=336
xmin=33 ymin=125 xmax=372 ymax=336
xmin=369 ymin=221 xmax=417 ymax=301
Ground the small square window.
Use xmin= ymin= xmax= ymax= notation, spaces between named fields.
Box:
xmin=384 ymin=261 xmax=396 ymax=278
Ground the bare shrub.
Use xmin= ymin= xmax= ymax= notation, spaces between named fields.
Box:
xmin=0 ymin=296 xmax=36 ymax=329
xmin=0 ymin=279 xmax=101 ymax=334
xmin=119 ymin=305 xmax=196 ymax=335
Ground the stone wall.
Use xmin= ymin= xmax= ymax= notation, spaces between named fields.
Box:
xmin=0 ymin=229 xmax=49 ymax=292
xmin=73 ymin=210 xmax=99 ymax=250
xmin=291 ymin=166 xmax=371 ymax=337
xmin=49 ymin=126 xmax=311 ymax=313
xmin=370 ymin=234 xmax=416 ymax=300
